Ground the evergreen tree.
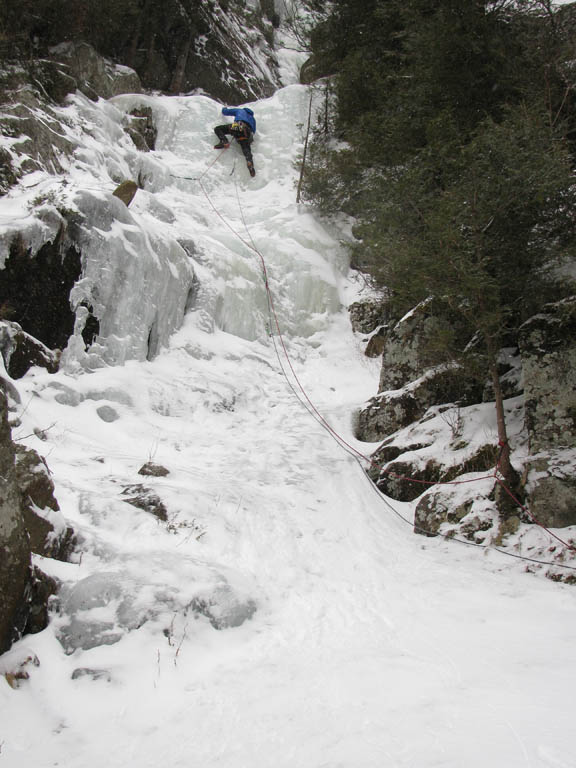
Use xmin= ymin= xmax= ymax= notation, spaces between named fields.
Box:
xmin=304 ymin=0 xmax=576 ymax=496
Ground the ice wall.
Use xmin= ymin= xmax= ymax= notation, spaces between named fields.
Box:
xmin=63 ymin=189 xmax=196 ymax=369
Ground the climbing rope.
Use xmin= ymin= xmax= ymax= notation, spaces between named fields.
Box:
xmin=192 ymin=144 xmax=576 ymax=567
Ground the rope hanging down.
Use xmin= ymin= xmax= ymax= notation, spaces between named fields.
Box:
xmin=192 ymin=143 xmax=576 ymax=568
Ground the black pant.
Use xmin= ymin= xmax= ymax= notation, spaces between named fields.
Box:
xmin=214 ymin=122 xmax=254 ymax=164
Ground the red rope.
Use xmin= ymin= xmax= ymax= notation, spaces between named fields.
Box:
xmin=196 ymin=174 xmax=576 ymax=557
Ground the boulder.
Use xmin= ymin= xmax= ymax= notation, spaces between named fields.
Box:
xmin=0 ymin=321 xmax=60 ymax=379
xmin=518 ymin=296 xmax=576 ymax=453
xmin=138 ymin=462 xmax=170 ymax=477
xmin=414 ymin=485 xmax=496 ymax=540
xmin=524 ymin=452 xmax=576 ymax=528
xmin=356 ymin=366 xmax=483 ymax=442
xmin=121 ymin=484 xmax=168 ymax=521
xmin=370 ymin=442 xmax=498 ymax=502
xmin=348 ymin=299 xmax=388 ymax=334
xmin=126 ymin=107 xmax=157 ymax=152
xmin=112 ymin=181 xmax=138 ymax=208
xmin=377 ymin=300 xmax=452 ymax=392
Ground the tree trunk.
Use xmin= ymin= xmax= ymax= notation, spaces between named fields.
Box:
xmin=128 ymin=0 xmax=152 ymax=69
xmin=296 ymin=92 xmax=314 ymax=204
xmin=170 ymin=33 xmax=193 ymax=94
xmin=490 ymin=362 xmax=522 ymax=518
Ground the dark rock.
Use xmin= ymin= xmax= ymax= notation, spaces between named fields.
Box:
xmin=373 ymin=458 xmax=444 ymax=502
xmin=525 ymin=453 xmax=576 ymax=528
xmin=121 ymin=484 xmax=168 ymax=521
xmin=377 ymin=301 xmax=451 ymax=392
xmin=364 ymin=328 xmax=388 ymax=358
xmin=348 ymin=299 xmax=388 ymax=334
xmin=79 ymin=302 xmax=100 ymax=351
xmin=0 ymin=231 xmax=82 ymax=353
xmin=356 ymin=368 xmax=483 ymax=442
xmin=0 ymin=321 xmax=60 ymax=379
xmin=138 ymin=462 xmax=170 ymax=477
xmin=0 ymin=147 xmax=19 ymax=195
xmin=356 ymin=390 xmax=421 ymax=443
xmin=112 ymin=180 xmax=138 ymax=208
xmin=518 ymin=296 xmax=576 ymax=452
xmin=413 ymin=489 xmax=496 ymax=539
xmin=300 ymin=54 xmax=335 ymax=84
xmin=32 ymin=59 xmax=78 ymax=104
xmin=367 ymin=442 xmax=433 ymax=476
xmin=126 ymin=107 xmax=157 ymax=151
xmin=24 ymin=567 xmax=58 ymax=635
xmin=14 ymin=445 xmax=75 ymax=560
xmin=482 ymin=347 xmax=523 ymax=402
xmin=50 ymin=42 xmax=142 ymax=100
xmin=372 ymin=443 xmax=499 ymax=503
xmin=0 ymin=391 xmax=31 ymax=654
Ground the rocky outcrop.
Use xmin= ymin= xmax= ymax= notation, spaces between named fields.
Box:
xmin=0 ymin=390 xmax=31 ymax=654
xmin=0 ymin=45 xmax=142 ymax=196
xmin=355 ymin=301 xmax=484 ymax=442
xmin=524 ymin=452 xmax=576 ymax=529
xmin=519 ymin=297 xmax=576 ymax=453
xmin=125 ymin=107 xmax=157 ymax=152
xmin=127 ymin=1 xmax=281 ymax=100
xmin=376 ymin=301 xmax=451 ymax=393
xmin=49 ymin=42 xmax=142 ymax=101
xmin=369 ymin=441 xmax=498 ymax=503
xmin=14 ymin=445 xmax=75 ymax=560
xmin=0 ymin=381 xmax=73 ymax=655
xmin=348 ymin=299 xmax=388 ymax=335
xmin=356 ymin=366 xmax=483 ymax=443
xmin=519 ymin=296 xmax=576 ymax=529
xmin=0 ymin=321 xmax=60 ymax=379
xmin=413 ymin=483 xmax=496 ymax=540
xmin=121 ymin=484 xmax=168 ymax=522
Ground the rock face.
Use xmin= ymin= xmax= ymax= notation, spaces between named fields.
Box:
xmin=50 ymin=42 xmax=142 ymax=101
xmin=355 ymin=301 xmax=484 ymax=442
xmin=125 ymin=1 xmax=280 ymax=101
xmin=518 ymin=297 xmax=576 ymax=528
xmin=519 ymin=297 xmax=576 ymax=453
xmin=356 ymin=367 xmax=482 ymax=443
xmin=376 ymin=301 xmax=450 ymax=393
xmin=348 ymin=299 xmax=388 ymax=335
xmin=0 ymin=391 xmax=31 ymax=654
xmin=14 ymin=445 xmax=75 ymax=560
xmin=0 ymin=382 xmax=74 ymax=654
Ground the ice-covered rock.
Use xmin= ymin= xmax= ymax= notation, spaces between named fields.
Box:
xmin=62 ymin=189 xmax=197 ymax=369
xmin=190 ymin=584 xmax=257 ymax=630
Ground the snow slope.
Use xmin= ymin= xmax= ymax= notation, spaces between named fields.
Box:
xmin=1 ymin=83 xmax=576 ymax=768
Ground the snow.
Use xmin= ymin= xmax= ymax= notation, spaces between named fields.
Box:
xmin=1 ymin=75 xmax=576 ymax=768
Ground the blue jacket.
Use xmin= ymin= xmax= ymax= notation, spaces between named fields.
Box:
xmin=222 ymin=106 xmax=256 ymax=133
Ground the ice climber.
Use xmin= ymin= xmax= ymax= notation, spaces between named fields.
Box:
xmin=213 ymin=105 xmax=257 ymax=177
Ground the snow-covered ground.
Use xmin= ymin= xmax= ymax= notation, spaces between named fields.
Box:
xmin=1 ymin=77 xmax=576 ymax=768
